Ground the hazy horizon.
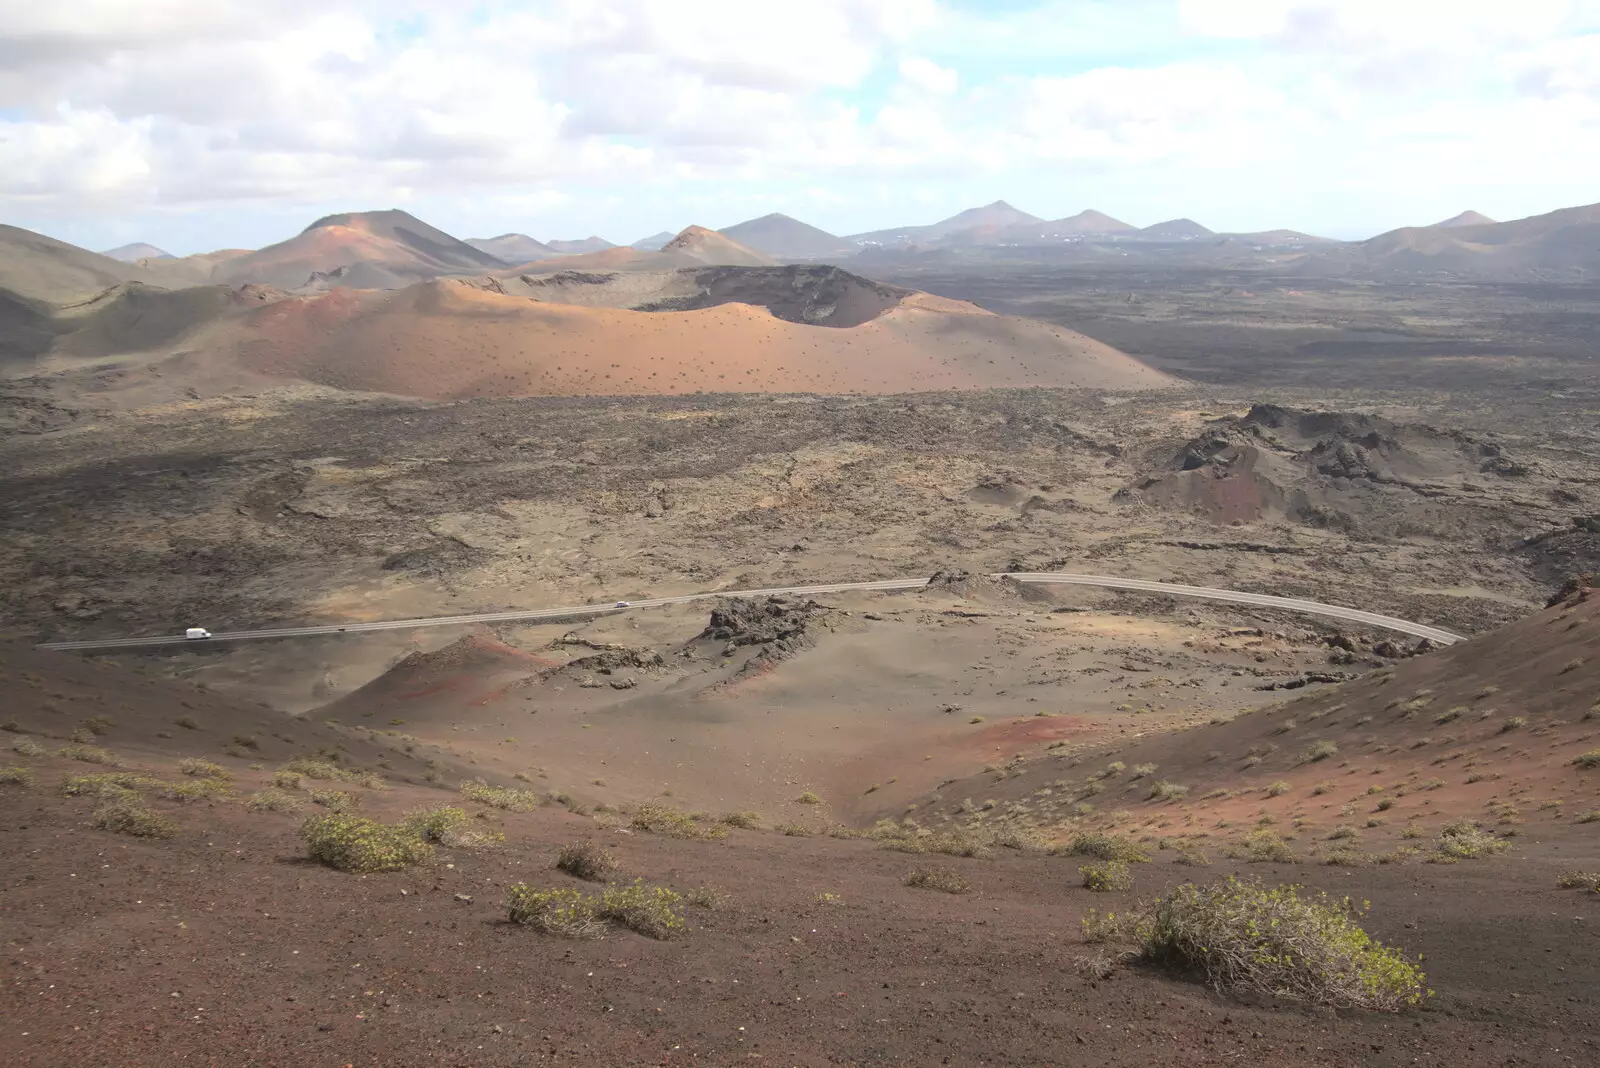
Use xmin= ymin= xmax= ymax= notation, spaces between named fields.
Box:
xmin=5 ymin=0 xmax=1599 ymax=255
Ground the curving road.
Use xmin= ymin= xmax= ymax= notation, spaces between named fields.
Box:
xmin=34 ymin=573 xmax=1465 ymax=652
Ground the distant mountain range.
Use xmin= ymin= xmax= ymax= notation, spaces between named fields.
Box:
xmin=101 ymin=242 xmax=173 ymax=262
xmin=15 ymin=197 xmax=1600 ymax=303
xmin=1304 ymin=203 xmax=1600 ymax=278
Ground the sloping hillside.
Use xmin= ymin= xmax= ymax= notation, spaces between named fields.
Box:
xmin=1316 ymin=202 xmax=1600 ymax=277
xmin=466 ymin=233 xmax=559 ymax=264
xmin=205 ymin=275 xmax=1173 ymax=398
xmin=0 ymin=224 xmax=146 ymax=303
xmin=717 ymin=213 xmax=852 ymax=259
xmin=211 ymin=209 xmax=505 ymax=289
xmin=908 ymin=585 xmax=1600 ymax=859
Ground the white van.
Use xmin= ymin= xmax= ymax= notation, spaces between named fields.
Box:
xmin=184 ymin=627 xmax=212 ymax=640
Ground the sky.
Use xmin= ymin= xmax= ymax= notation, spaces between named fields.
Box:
xmin=2 ymin=0 xmax=1599 ymax=255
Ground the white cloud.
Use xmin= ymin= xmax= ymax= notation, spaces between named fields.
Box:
xmin=1 ymin=0 xmax=1598 ymax=247
xmin=898 ymin=57 xmax=959 ymax=97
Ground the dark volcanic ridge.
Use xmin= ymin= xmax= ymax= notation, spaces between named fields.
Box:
xmin=1121 ymin=403 xmax=1537 ymax=530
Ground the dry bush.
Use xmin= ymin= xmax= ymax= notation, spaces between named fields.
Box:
xmin=1129 ymin=763 xmax=1158 ymax=780
xmin=177 ymin=758 xmax=229 ymax=779
xmin=1174 ymin=849 xmax=1210 ymax=867
xmin=1062 ymin=832 xmax=1149 ymax=863
xmin=556 ymin=841 xmax=617 ymax=882
xmin=11 ymin=736 xmax=47 ymax=758
xmin=1573 ymin=750 xmax=1600 ymax=770
xmin=1080 ymin=860 xmax=1133 ymax=892
xmin=245 ymin=789 xmax=304 ymax=814
xmin=1266 ymin=781 xmax=1291 ymax=797
xmin=59 ymin=744 xmax=117 ymax=765
xmin=631 ymin=802 xmax=724 ymax=839
xmin=159 ymin=778 xmax=231 ymax=802
xmin=273 ymin=770 xmax=304 ymax=790
xmin=309 ymin=788 xmax=357 ymax=812
xmin=905 ymin=866 xmax=972 ymax=894
xmin=719 ymin=810 xmax=762 ymax=828
xmin=60 ymin=772 xmax=151 ymax=798
xmin=1556 ymin=871 xmax=1599 ymax=891
xmin=1300 ymin=740 xmax=1338 ymax=764
xmin=774 ymin=822 xmax=811 ymax=836
xmin=1109 ymin=876 xmax=1428 ymax=1011
xmin=0 ymin=765 xmax=32 ymax=786
xmin=684 ymin=886 xmax=726 ymax=909
xmin=796 ymin=789 xmax=823 ymax=805
xmin=1499 ymin=716 xmax=1526 ymax=733
xmin=1436 ymin=822 xmax=1507 ymax=860
xmin=91 ymin=797 xmax=176 ymax=838
xmin=459 ymin=778 xmax=539 ymax=812
xmin=1148 ymin=781 xmax=1189 ymax=802
xmin=1238 ymin=829 xmax=1297 ymax=863
xmin=300 ymin=814 xmax=431 ymax=873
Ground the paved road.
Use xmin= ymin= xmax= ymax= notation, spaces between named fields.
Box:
xmin=35 ymin=573 xmax=1464 ymax=652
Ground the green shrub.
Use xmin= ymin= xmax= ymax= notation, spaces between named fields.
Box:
xmin=460 ymin=778 xmax=539 ymax=812
xmin=177 ymin=758 xmax=229 ymax=779
xmin=1080 ymin=860 xmax=1133 ymax=892
xmin=159 ymin=778 xmax=231 ymax=802
xmin=1063 ymin=832 xmax=1149 ymax=863
xmin=556 ymin=841 xmax=616 ymax=881
xmin=506 ymin=880 xmax=684 ymax=939
xmin=796 ymin=789 xmax=822 ymax=805
xmin=0 ymin=765 xmax=31 ymax=785
xmin=1573 ymin=750 xmax=1600 ymax=770
xmin=1129 ymin=876 xmax=1427 ymax=1011
xmin=597 ymin=880 xmax=685 ymax=939
xmin=401 ymin=804 xmax=502 ymax=848
xmin=506 ymin=886 xmax=605 ymax=937
xmin=245 ymin=789 xmax=304 ymax=814
xmin=92 ymin=797 xmax=176 ymax=838
xmin=905 ymin=866 xmax=972 ymax=894
xmin=300 ymin=814 xmax=431 ymax=872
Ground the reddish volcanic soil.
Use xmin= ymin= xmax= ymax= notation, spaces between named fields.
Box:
xmin=3 ymin=786 xmax=1598 ymax=1068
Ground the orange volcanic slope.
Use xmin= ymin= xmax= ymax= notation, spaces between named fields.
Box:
xmin=212 ymin=279 xmax=1177 ymax=398
xmin=212 ymin=209 xmax=502 ymax=289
